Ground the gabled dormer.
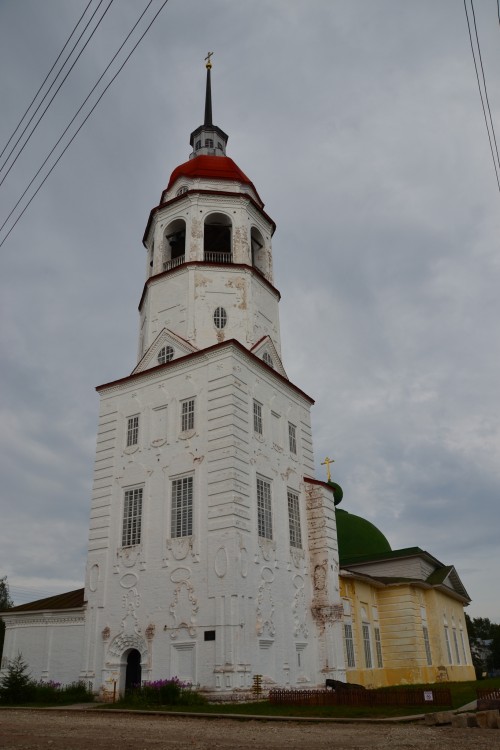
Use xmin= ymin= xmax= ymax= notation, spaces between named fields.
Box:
xmin=251 ymin=335 xmax=288 ymax=379
xmin=132 ymin=328 xmax=198 ymax=374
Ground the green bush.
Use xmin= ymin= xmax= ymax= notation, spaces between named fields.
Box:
xmin=123 ymin=677 xmax=206 ymax=707
xmin=0 ymin=653 xmax=36 ymax=704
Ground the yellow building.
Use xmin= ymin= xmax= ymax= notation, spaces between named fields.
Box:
xmin=336 ymin=507 xmax=475 ymax=687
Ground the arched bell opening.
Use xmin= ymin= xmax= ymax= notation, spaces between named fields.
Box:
xmin=204 ymin=212 xmax=232 ymax=263
xmin=124 ymin=648 xmax=142 ymax=694
xmin=163 ymin=219 xmax=186 ymax=271
xmin=251 ymin=227 xmax=266 ymax=275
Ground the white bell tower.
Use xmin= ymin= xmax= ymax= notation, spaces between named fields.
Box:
xmin=80 ymin=58 xmax=345 ymax=696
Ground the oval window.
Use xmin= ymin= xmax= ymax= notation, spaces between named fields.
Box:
xmin=213 ymin=307 xmax=228 ymax=330
xmin=158 ymin=345 xmax=174 ymax=364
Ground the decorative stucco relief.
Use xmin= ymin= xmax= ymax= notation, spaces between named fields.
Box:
xmin=168 ymin=578 xmax=199 ymax=639
xmin=256 ymin=570 xmax=275 ymax=637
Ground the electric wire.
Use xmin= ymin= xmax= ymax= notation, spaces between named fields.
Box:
xmin=470 ymin=0 xmax=500 ymax=172
xmin=0 ymin=0 xmax=155 ymax=237
xmin=0 ymin=0 xmax=114 ymax=187
xmin=463 ymin=0 xmax=500 ymax=193
xmin=0 ymin=0 xmax=170 ymax=249
xmin=0 ymin=0 xmax=94 ymax=162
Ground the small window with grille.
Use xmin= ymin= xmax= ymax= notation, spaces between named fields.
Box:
xmin=344 ymin=623 xmax=356 ymax=668
xmin=213 ymin=307 xmax=227 ymax=329
xmin=205 ymin=138 xmax=214 ymax=148
xmin=158 ymin=345 xmax=174 ymax=365
xmin=176 ymin=186 xmax=188 ymax=196
xmin=181 ymin=398 xmax=195 ymax=432
xmin=126 ymin=415 xmax=139 ymax=447
xmin=257 ymin=477 xmax=272 ymax=540
xmin=287 ymin=489 xmax=302 ymax=548
xmin=122 ymin=487 xmax=143 ymax=546
xmin=288 ymin=422 xmax=297 ymax=454
xmin=262 ymin=351 xmax=273 ymax=368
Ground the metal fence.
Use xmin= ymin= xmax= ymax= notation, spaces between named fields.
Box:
xmin=477 ymin=687 xmax=500 ymax=710
xmin=268 ymin=687 xmax=452 ymax=708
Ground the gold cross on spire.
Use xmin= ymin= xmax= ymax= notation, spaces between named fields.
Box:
xmin=205 ymin=51 xmax=214 ymax=69
xmin=321 ymin=456 xmax=335 ymax=482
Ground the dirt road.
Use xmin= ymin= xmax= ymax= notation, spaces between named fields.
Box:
xmin=0 ymin=708 xmax=498 ymax=750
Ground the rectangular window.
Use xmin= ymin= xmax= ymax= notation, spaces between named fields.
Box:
xmin=288 ymin=422 xmax=297 ymax=454
xmin=452 ymin=628 xmax=461 ymax=664
xmin=171 ymin=476 xmax=193 ymax=537
xmin=287 ymin=489 xmax=302 ymax=548
xmin=126 ymin=415 xmax=139 ymax=447
xmin=253 ymin=400 xmax=263 ymax=435
xmin=423 ymin=625 xmax=433 ymax=666
xmin=374 ymin=626 xmax=383 ymax=668
xmin=181 ymin=398 xmax=195 ymax=432
xmin=257 ymin=477 xmax=272 ymax=539
xmin=122 ymin=487 xmax=143 ymax=546
xmin=362 ymin=623 xmax=372 ymax=669
xmin=344 ymin=623 xmax=356 ymax=668
xmin=459 ymin=629 xmax=468 ymax=664
xmin=444 ymin=626 xmax=453 ymax=664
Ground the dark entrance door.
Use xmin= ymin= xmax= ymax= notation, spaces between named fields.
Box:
xmin=125 ymin=649 xmax=142 ymax=692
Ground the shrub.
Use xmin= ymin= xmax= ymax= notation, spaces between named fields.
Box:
xmin=125 ymin=677 xmax=206 ymax=707
xmin=0 ymin=653 xmax=36 ymax=704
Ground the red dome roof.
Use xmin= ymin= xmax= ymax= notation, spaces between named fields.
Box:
xmin=166 ymin=155 xmax=261 ymax=202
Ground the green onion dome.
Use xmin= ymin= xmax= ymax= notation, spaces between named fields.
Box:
xmin=336 ymin=508 xmax=392 ymax=560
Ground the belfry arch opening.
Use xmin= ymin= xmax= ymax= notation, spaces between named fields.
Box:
xmin=163 ymin=219 xmax=186 ymax=271
xmin=204 ymin=212 xmax=232 ymax=263
xmin=251 ymin=227 xmax=266 ymax=274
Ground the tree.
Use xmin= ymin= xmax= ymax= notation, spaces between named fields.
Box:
xmin=0 ymin=577 xmax=13 ymax=662
xmin=0 ymin=652 xmax=35 ymax=704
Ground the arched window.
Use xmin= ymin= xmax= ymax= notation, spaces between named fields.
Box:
xmin=195 ymin=140 xmax=201 ymax=150
xmin=158 ymin=345 xmax=174 ymax=364
xmin=204 ymin=213 xmax=232 ymax=263
xmin=163 ymin=219 xmax=186 ymax=271
xmin=213 ymin=307 xmax=227 ymax=329
xmin=251 ymin=227 xmax=266 ymax=274
xmin=176 ymin=185 xmax=188 ymax=196
xmin=205 ymin=138 xmax=214 ymax=148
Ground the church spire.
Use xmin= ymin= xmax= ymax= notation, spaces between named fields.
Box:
xmin=189 ymin=54 xmax=228 ymax=159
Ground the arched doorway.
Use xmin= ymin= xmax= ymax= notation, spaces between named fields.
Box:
xmin=125 ymin=649 xmax=142 ymax=692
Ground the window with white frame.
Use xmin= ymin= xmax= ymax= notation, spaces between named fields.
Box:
xmin=287 ymin=489 xmax=302 ymax=548
xmin=257 ymin=477 xmax=272 ymax=539
xmin=374 ymin=627 xmax=383 ymax=668
xmin=444 ymin=625 xmax=453 ymax=664
xmin=171 ymin=476 xmax=193 ymax=537
xmin=158 ymin=345 xmax=174 ymax=364
xmin=344 ymin=623 xmax=356 ymax=668
xmin=181 ymin=398 xmax=195 ymax=432
xmin=459 ymin=627 xmax=468 ymax=664
xmin=253 ymin=400 xmax=263 ymax=435
xmin=122 ymin=487 xmax=143 ymax=546
xmin=362 ymin=623 xmax=372 ymax=669
xmin=423 ymin=625 xmax=433 ymax=666
xmin=126 ymin=415 xmax=139 ymax=447
xmin=288 ymin=422 xmax=297 ymax=454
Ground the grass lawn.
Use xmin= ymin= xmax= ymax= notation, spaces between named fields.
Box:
xmin=104 ymin=677 xmax=500 ymax=719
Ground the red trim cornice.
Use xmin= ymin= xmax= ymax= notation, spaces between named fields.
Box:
xmin=142 ymin=189 xmax=276 ymax=245
xmin=96 ymin=338 xmax=314 ymax=404
xmin=138 ymin=261 xmax=281 ymax=311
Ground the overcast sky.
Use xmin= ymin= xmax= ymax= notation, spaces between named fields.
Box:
xmin=0 ymin=1 xmax=499 ymax=622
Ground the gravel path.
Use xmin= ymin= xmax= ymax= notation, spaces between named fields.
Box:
xmin=0 ymin=709 xmax=498 ymax=750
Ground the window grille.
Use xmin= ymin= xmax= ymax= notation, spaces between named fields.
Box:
xmin=344 ymin=623 xmax=356 ymax=668
xmin=181 ymin=399 xmax=195 ymax=432
xmin=205 ymin=138 xmax=214 ymax=148
xmin=374 ymin=627 xmax=383 ymax=668
xmin=423 ymin=625 xmax=433 ymax=666
xmin=362 ymin=623 xmax=372 ymax=668
xmin=253 ymin=400 xmax=263 ymax=435
xmin=158 ymin=345 xmax=174 ymax=364
xmin=122 ymin=487 xmax=143 ymax=546
xmin=452 ymin=628 xmax=461 ymax=664
xmin=262 ymin=351 xmax=273 ymax=368
xmin=171 ymin=476 xmax=193 ymax=537
xmin=288 ymin=422 xmax=297 ymax=454
xmin=176 ymin=186 xmax=188 ymax=196
xmin=444 ymin=626 xmax=453 ymax=664
xmin=257 ymin=477 xmax=272 ymax=539
xmin=287 ymin=490 xmax=302 ymax=548
xmin=213 ymin=307 xmax=227 ymax=329
xmin=126 ymin=416 xmax=139 ymax=447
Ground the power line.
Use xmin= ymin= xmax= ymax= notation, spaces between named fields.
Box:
xmin=0 ymin=0 xmax=170 ymax=249
xmin=463 ymin=0 xmax=500 ymax=193
xmin=0 ymin=0 xmax=114 ymax=187
xmin=0 ymin=0 xmax=155 ymax=237
xmin=470 ymin=1 xmax=500 ymax=172
xmin=0 ymin=0 xmax=94 ymax=162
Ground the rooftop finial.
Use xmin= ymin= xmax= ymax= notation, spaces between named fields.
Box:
xmin=205 ymin=51 xmax=213 ymax=69
xmin=203 ymin=52 xmax=213 ymax=126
